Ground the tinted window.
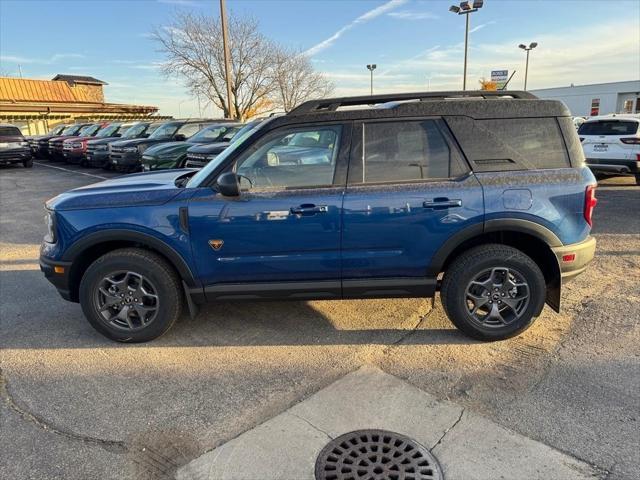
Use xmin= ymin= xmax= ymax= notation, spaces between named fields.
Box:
xmin=149 ymin=123 xmax=179 ymax=139
xmin=446 ymin=116 xmax=570 ymax=170
xmin=578 ymin=120 xmax=639 ymax=136
xmin=356 ymin=120 xmax=459 ymax=183
xmin=177 ymin=123 xmax=202 ymax=138
xmin=188 ymin=125 xmax=234 ymax=143
xmin=235 ymin=126 xmax=341 ymax=189
xmin=0 ymin=126 xmax=22 ymax=137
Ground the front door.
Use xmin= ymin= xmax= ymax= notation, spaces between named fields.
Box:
xmin=188 ymin=123 xmax=350 ymax=300
xmin=341 ymin=119 xmax=484 ymax=298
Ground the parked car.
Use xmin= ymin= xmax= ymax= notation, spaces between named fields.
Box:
xmin=185 ymin=119 xmax=262 ymax=169
xmin=28 ymin=124 xmax=66 ymax=158
xmin=0 ymin=124 xmax=32 ymax=168
xmin=62 ymin=122 xmax=110 ymax=165
xmin=578 ymin=114 xmax=640 ymax=184
xmin=142 ymin=123 xmax=243 ymax=171
xmin=87 ymin=121 xmax=162 ymax=169
xmin=47 ymin=123 xmax=93 ymax=161
xmin=109 ymin=119 xmax=224 ymax=173
xmin=40 ymin=91 xmax=597 ymax=343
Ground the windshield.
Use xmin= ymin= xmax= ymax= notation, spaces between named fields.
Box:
xmin=186 ymin=118 xmax=272 ymax=188
xmin=62 ymin=125 xmax=82 ymax=135
xmin=149 ymin=123 xmax=179 ymax=140
xmin=122 ymin=123 xmax=147 ymax=138
xmin=578 ymin=120 xmax=639 ymax=136
xmin=95 ymin=124 xmax=121 ymax=138
xmin=51 ymin=125 xmax=66 ymax=135
xmin=188 ymin=124 xmax=238 ymax=144
xmin=0 ymin=126 xmax=22 ymax=136
xmin=79 ymin=124 xmax=101 ymax=136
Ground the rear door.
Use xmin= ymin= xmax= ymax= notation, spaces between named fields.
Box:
xmin=341 ymin=118 xmax=484 ymax=298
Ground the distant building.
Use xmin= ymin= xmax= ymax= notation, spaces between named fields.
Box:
xmin=530 ymin=80 xmax=640 ymax=117
xmin=0 ymin=74 xmax=162 ymax=134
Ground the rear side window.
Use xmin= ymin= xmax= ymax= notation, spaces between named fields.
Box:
xmin=578 ymin=120 xmax=639 ymax=136
xmin=351 ymin=120 xmax=466 ymax=184
xmin=0 ymin=126 xmax=22 ymax=137
xmin=445 ymin=116 xmax=570 ymax=171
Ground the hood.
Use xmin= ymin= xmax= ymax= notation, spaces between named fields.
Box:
xmin=111 ymin=137 xmax=170 ymax=148
xmin=144 ymin=142 xmax=192 ymax=157
xmin=49 ymin=135 xmax=78 ymax=143
xmin=87 ymin=136 xmax=122 ymax=145
xmin=46 ymin=169 xmax=195 ymax=211
xmin=187 ymin=141 xmax=230 ymax=154
xmin=63 ymin=135 xmax=93 ymax=143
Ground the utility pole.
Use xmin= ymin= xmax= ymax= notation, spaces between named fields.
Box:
xmin=366 ymin=64 xmax=377 ymax=95
xmin=220 ymin=0 xmax=234 ymax=119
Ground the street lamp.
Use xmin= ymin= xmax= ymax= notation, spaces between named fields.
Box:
xmin=518 ymin=42 xmax=538 ymax=90
xmin=366 ymin=64 xmax=377 ymax=95
xmin=449 ymin=0 xmax=485 ymax=91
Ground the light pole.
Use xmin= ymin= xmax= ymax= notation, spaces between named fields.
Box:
xmin=366 ymin=64 xmax=377 ymax=95
xmin=518 ymin=42 xmax=538 ymax=90
xmin=449 ymin=0 xmax=484 ymax=91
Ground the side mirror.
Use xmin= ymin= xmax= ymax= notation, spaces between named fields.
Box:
xmin=175 ymin=134 xmax=187 ymax=141
xmin=216 ymin=172 xmax=240 ymax=197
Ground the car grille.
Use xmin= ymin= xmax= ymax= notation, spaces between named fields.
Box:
xmin=111 ymin=146 xmax=125 ymax=154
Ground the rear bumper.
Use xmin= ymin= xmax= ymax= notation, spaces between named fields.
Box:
xmin=586 ymin=158 xmax=640 ymax=174
xmin=552 ymin=235 xmax=596 ymax=282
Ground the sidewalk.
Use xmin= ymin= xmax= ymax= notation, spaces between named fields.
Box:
xmin=177 ymin=366 xmax=600 ymax=480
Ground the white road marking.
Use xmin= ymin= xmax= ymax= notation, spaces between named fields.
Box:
xmin=34 ymin=161 xmax=108 ymax=180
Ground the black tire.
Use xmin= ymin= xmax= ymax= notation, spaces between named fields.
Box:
xmin=23 ymin=158 xmax=33 ymax=168
xmin=440 ymin=244 xmax=546 ymax=341
xmin=635 ymin=173 xmax=640 ymax=186
xmin=79 ymin=248 xmax=183 ymax=342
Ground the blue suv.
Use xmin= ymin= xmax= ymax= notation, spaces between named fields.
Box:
xmin=40 ymin=91 xmax=597 ymax=342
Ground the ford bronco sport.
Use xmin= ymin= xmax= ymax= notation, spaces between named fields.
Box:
xmin=40 ymin=91 xmax=597 ymax=343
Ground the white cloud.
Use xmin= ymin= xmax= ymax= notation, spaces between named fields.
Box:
xmin=157 ymin=0 xmax=203 ymax=6
xmin=388 ymin=10 xmax=438 ymax=20
xmin=0 ymin=53 xmax=84 ymax=65
xmin=304 ymin=0 xmax=408 ymax=56
xmin=469 ymin=20 xmax=496 ymax=34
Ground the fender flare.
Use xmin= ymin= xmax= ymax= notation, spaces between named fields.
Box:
xmin=62 ymin=229 xmax=198 ymax=288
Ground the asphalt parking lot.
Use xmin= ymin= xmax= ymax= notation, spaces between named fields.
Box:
xmin=1 ymin=161 xmax=639 ymax=479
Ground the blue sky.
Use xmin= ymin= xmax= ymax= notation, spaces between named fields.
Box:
xmin=1 ymin=0 xmax=638 ymax=117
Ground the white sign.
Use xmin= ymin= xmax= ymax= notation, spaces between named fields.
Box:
xmin=491 ymin=70 xmax=509 ymax=89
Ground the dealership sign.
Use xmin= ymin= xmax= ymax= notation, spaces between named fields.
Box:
xmin=491 ymin=70 xmax=509 ymax=89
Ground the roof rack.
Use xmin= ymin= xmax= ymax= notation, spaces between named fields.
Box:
xmin=289 ymin=90 xmax=538 ymax=115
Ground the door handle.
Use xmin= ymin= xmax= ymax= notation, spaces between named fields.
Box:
xmin=422 ymin=198 xmax=462 ymax=209
xmin=290 ymin=204 xmax=329 ymax=215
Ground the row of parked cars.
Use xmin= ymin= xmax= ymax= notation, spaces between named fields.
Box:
xmin=27 ymin=118 xmax=255 ymax=172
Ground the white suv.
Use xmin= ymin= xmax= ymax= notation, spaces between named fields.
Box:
xmin=578 ymin=114 xmax=640 ymax=185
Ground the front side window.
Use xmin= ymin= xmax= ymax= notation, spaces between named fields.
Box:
xmin=355 ymin=120 xmax=459 ymax=184
xmin=234 ymin=126 xmax=341 ymax=190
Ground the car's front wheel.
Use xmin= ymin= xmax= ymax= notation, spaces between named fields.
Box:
xmin=440 ymin=244 xmax=546 ymax=341
xmin=23 ymin=158 xmax=33 ymax=168
xmin=79 ymin=248 xmax=183 ymax=342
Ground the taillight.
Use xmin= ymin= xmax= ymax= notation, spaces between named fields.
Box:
xmin=584 ymin=184 xmax=597 ymax=227
xmin=620 ymin=137 xmax=640 ymax=145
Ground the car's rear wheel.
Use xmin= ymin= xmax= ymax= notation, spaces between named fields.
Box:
xmin=635 ymin=173 xmax=640 ymax=186
xmin=440 ymin=244 xmax=546 ymax=341
xmin=23 ymin=158 xmax=33 ymax=168
xmin=79 ymin=248 xmax=183 ymax=342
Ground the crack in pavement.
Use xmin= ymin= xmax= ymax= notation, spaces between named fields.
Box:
xmin=0 ymin=367 xmax=128 ymax=454
xmin=287 ymin=412 xmax=334 ymax=440
xmin=382 ymin=297 xmax=436 ymax=355
xmin=429 ymin=408 xmax=464 ymax=451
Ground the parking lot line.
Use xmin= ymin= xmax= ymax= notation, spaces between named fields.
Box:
xmin=34 ymin=161 xmax=108 ymax=180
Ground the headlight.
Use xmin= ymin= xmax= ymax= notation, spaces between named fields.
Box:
xmin=20 ymin=141 xmax=29 ymax=147
xmin=44 ymin=209 xmax=56 ymax=243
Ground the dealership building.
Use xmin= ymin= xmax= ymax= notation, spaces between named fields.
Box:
xmin=0 ymin=74 xmax=164 ymax=134
xmin=530 ymin=80 xmax=640 ymax=117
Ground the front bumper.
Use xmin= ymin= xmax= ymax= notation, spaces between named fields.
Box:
xmin=86 ymin=150 xmax=110 ymax=167
xmin=40 ymin=255 xmax=74 ymax=301
xmin=110 ymin=151 xmax=141 ymax=168
xmin=552 ymin=235 xmax=596 ymax=282
xmin=63 ymin=150 xmax=85 ymax=163
xmin=586 ymin=158 xmax=640 ymax=175
xmin=0 ymin=148 xmax=31 ymax=164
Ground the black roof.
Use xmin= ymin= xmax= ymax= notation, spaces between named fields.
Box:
xmin=277 ymin=90 xmax=570 ymax=126
xmin=52 ymin=74 xmax=107 ymax=86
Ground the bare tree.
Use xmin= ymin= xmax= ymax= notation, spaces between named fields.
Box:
xmin=153 ymin=12 xmax=333 ymax=119
xmin=272 ymin=47 xmax=334 ymax=112
xmin=153 ymin=12 xmax=275 ymax=120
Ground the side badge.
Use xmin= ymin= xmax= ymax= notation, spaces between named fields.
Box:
xmin=209 ymin=239 xmax=224 ymax=251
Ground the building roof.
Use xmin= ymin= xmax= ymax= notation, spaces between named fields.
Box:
xmin=51 ymin=74 xmax=108 ymax=86
xmin=0 ymin=77 xmax=92 ymax=103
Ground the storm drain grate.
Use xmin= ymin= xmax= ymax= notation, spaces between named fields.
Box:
xmin=315 ymin=429 xmax=443 ymax=480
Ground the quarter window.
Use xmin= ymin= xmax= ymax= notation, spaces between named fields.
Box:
xmin=356 ymin=120 xmax=461 ymax=183
xmin=234 ymin=126 xmax=341 ymax=189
